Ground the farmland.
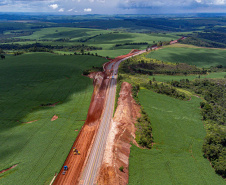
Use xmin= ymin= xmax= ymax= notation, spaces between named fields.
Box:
xmin=150 ymin=72 xmax=226 ymax=82
xmin=129 ymin=90 xmax=225 ymax=185
xmin=2 ymin=27 xmax=179 ymax=58
xmin=0 ymin=53 xmax=107 ymax=184
xmin=147 ymin=45 xmax=226 ymax=68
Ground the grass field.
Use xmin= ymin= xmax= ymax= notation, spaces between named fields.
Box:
xmin=16 ymin=27 xmax=109 ymax=41
xmin=0 ymin=53 xmax=107 ymax=185
xmin=150 ymin=72 xmax=226 ymax=82
xmin=129 ymin=90 xmax=225 ymax=185
xmin=11 ymin=27 xmax=179 ymax=58
xmin=147 ymin=45 xmax=226 ymax=68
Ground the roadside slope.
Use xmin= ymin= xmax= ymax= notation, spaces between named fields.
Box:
xmin=97 ymin=82 xmax=141 ymax=185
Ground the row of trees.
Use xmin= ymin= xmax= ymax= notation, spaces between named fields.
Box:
xmin=145 ymin=80 xmax=189 ymax=100
xmin=121 ymin=56 xmax=206 ymax=76
xmin=115 ymin=42 xmax=148 ymax=47
xmin=77 ymin=34 xmax=102 ymax=42
xmin=179 ymin=37 xmax=226 ymax=48
xmin=0 ymin=43 xmax=102 ymax=52
xmin=136 ymin=107 xmax=153 ymax=149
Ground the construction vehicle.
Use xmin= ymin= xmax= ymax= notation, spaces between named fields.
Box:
xmin=73 ymin=147 xmax=80 ymax=155
xmin=62 ymin=166 xmax=68 ymax=175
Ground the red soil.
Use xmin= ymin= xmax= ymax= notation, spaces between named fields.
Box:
xmin=0 ymin=165 xmax=17 ymax=174
xmin=97 ymin=82 xmax=141 ymax=185
xmin=53 ymin=71 xmax=110 ymax=185
xmin=49 ymin=102 xmax=60 ymax=107
xmin=51 ymin=115 xmax=58 ymax=121
xmin=24 ymin=120 xmax=38 ymax=124
xmin=129 ymin=49 xmax=141 ymax=54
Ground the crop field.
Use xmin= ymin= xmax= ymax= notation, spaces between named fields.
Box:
xmin=147 ymin=46 xmax=226 ymax=68
xmin=129 ymin=90 xmax=225 ymax=185
xmin=17 ymin=27 xmax=111 ymax=41
xmin=150 ymin=72 xmax=226 ymax=82
xmin=8 ymin=27 xmax=179 ymax=58
xmin=0 ymin=53 xmax=107 ymax=184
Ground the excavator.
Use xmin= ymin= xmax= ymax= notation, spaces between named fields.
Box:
xmin=73 ymin=147 xmax=80 ymax=155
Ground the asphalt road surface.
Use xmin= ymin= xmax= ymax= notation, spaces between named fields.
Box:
xmin=79 ymin=51 xmax=144 ymax=185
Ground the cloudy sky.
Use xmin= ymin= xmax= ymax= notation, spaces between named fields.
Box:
xmin=0 ymin=0 xmax=225 ymax=14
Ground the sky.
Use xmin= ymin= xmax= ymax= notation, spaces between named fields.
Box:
xmin=0 ymin=0 xmax=225 ymax=14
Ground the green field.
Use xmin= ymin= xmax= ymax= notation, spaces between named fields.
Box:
xmin=150 ymin=72 xmax=226 ymax=82
xmin=0 ymin=53 xmax=107 ymax=184
xmin=10 ymin=27 xmax=179 ymax=58
xmin=147 ymin=46 xmax=226 ymax=68
xmin=129 ymin=90 xmax=225 ymax=185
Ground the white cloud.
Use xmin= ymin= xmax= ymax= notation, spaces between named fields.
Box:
xmin=68 ymin=9 xmax=73 ymax=12
xmin=1 ymin=0 xmax=226 ymax=14
xmin=48 ymin=0 xmax=59 ymax=2
xmin=59 ymin=8 xmax=64 ymax=12
xmin=49 ymin=4 xmax=58 ymax=9
xmin=122 ymin=0 xmax=226 ymax=8
xmin=211 ymin=0 xmax=225 ymax=5
xmin=195 ymin=0 xmax=225 ymax=4
xmin=84 ymin=8 xmax=92 ymax=12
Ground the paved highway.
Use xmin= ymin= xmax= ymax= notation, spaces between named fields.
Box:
xmin=79 ymin=51 xmax=144 ymax=185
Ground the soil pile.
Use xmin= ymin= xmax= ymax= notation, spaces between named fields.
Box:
xmin=51 ymin=115 xmax=58 ymax=121
xmin=97 ymin=82 xmax=141 ymax=185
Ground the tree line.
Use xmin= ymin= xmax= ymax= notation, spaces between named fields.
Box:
xmin=0 ymin=43 xmax=102 ymax=52
xmin=115 ymin=42 xmax=148 ymax=47
xmin=77 ymin=34 xmax=102 ymax=42
xmin=179 ymin=36 xmax=226 ymax=48
xmin=121 ymin=56 xmax=207 ymax=76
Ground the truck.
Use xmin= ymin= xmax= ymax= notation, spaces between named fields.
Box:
xmin=62 ymin=166 xmax=68 ymax=175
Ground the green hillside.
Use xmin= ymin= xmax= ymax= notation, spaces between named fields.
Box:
xmin=129 ymin=90 xmax=225 ymax=185
xmin=147 ymin=47 xmax=226 ymax=68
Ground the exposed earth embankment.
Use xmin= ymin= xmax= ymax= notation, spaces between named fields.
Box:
xmin=97 ymin=82 xmax=141 ymax=185
xmin=53 ymin=69 xmax=110 ymax=185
